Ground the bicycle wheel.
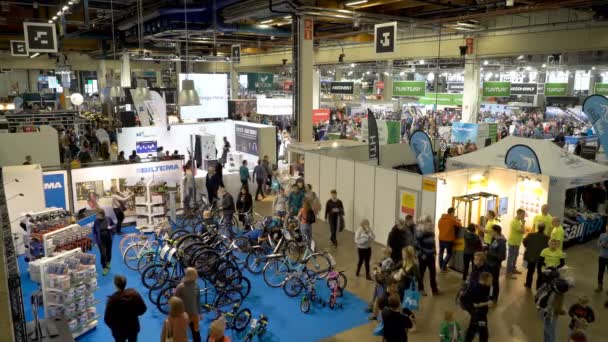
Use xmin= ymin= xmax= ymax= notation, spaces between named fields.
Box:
xmin=230 ymin=276 xmax=251 ymax=299
xmin=119 ymin=234 xmax=140 ymax=254
xmin=230 ymin=237 xmax=251 ymax=265
xmin=300 ymin=296 xmax=310 ymax=313
xmin=262 ymin=259 xmax=289 ymax=288
xmin=136 ymin=251 xmax=156 ymax=273
xmin=233 ymin=308 xmax=252 ymax=332
xmin=305 ymin=253 xmax=332 ymax=279
xmin=285 ymin=240 xmax=301 ymax=262
xmin=141 ymin=264 xmax=170 ymax=290
xmin=192 ymin=249 xmax=221 ymax=276
xmin=123 ymin=243 xmax=146 ymax=270
xmin=283 ymin=276 xmax=304 ymax=297
xmin=214 ymin=290 xmax=243 ymax=312
xmin=156 ymin=284 xmax=175 ymax=315
xmin=245 ymin=248 xmax=266 ymax=275
xmin=326 ymin=272 xmax=348 ymax=293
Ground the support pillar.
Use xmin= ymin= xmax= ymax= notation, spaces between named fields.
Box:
xmin=293 ymin=15 xmax=314 ymax=143
xmin=313 ymin=68 xmax=320 ymax=109
xmin=230 ymin=63 xmax=239 ymax=99
xmin=120 ymin=53 xmax=131 ymax=88
xmin=383 ymin=74 xmax=393 ymax=101
xmin=98 ymin=60 xmax=107 ymax=89
xmin=462 ymin=57 xmax=481 ymax=123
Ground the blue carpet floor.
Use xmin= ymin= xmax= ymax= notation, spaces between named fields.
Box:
xmin=20 ymin=227 xmax=368 ymax=341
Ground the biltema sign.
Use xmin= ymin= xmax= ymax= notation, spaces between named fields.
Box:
xmin=393 ymin=81 xmax=426 ymax=97
xmin=44 ymin=182 xmax=62 ymax=189
xmin=482 ymin=82 xmax=511 ymax=97
xmin=595 ymin=83 xmax=608 ymax=96
xmin=136 ymin=164 xmax=180 ymax=174
xmin=43 ymin=172 xmax=67 ymax=209
xmin=545 ymin=83 xmax=568 ymax=96
xmin=329 ymin=82 xmax=354 ymax=94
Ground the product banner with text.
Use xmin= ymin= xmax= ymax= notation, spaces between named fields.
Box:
xmin=510 ymin=83 xmax=538 ymax=95
xmin=451 ymin=122 xmax=478 ymax=144
xmin=595 ymin=83 xmax=608 ymax=96
xmin=418 ymin=93 xmax=462 ymax=106
xmin=583 ymin=95 xmax=608 ymax=158
xmin=256 ymin=98 xmax=292 ymax=116
xmin=409 ymin=130 xmax=435 ymax=175
xmin=43 ymin=171 xmax=69 ymax=210
xmin=399 ymin=189 xmax=417 ymax=219
xmin=504 ymin=144 xmax=542 ymax=174
xmin=247 ymin=73 xmax=274 ymax=90
xmin=544 ymin=83 xmax=569 ymax=96
xmin=235 ymin=124 xmax=260 ymax=155
xmin=447 ymin=82 xmax=464 ymax=93
xmin=361 ymin=118 xmax=401 ymax=144
xmin=329 ymin=82 xmax=355 ymax=94
xmin=482 ymin=82 xmax=511 ymax=97
xmin=312 ymin=109 xmax=331 ymax=124
xmin=178 ymin=73 xmax=228 ymax=120
xmin=393 ymin=81 xmax=426 ymax=97
xmin=367 ymin=109 xmax=380 ymax=163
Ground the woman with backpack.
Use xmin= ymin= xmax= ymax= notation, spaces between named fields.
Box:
xmin=355 ymin=219 xmax=375 ymax=280
xmin=297 ymin=200 xmax=315 ymax=247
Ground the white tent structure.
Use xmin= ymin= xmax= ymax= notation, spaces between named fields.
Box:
xmin=447 ymin=136 xmax=608 ymax=220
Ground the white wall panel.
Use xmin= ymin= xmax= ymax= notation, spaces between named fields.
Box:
xmin=0 ymin=126 xmax=60 ymax=167
xmin=353 ymin=162 xmax=376 ymax=241
xmin=318 ymin=155 xmax=337 ymax=220
xmin=304 ymin=152 xmax=320 ymax=198
xmin=373 ymin=168 xmax=398 ymax=245
xmin=336 ymin=159 xmax=355 ymax=231
xmin=398 ymin=171 xmax=423 ymax=192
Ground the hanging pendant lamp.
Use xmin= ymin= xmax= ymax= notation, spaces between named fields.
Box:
xmin=109 ymin=77 xmax=125 ymax=98
xmin=177 ymin=0 xmax=199 ymax=106
xmin=134 ymin=79 xmax=152 ymax=100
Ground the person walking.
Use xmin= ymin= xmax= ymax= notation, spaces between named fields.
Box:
xmin=252 ymin=159 xmax=268 ymax=201
xmin=387 ymin=219 xmax=408 ymax=265
xmin=416 ymin=214 xmax=440 ymax=296
xmin=236 ymin=186 xmax=253 ymax=226
xmin=596 ymin=225 xmax=608 ymax=293
xmin=324 ymin=190 xmax=344 ymax=248
xmin=218 ymin=187 xmax=235 ymax=225
xmin=534 ymin=204 xmax=553 ymax=236
xmin=305 ymin=184 xmax=321 ymax=216
xmin=161 ymin=297 xmax=189 ymax=342
xmin=298 ymin=200 xmax=315 ymax=247
xmin=111 ymin=187 xmax=133 ymax=235
xmin=438 ymin=208 xmax=462 ymax=272
xmin=208 ymin=318 xmax=231 ymax=342
xmin=104 ymin=275 xmax=147 ymax=342
xmin=355 ymin=219 xmax=375 ymax=280
xmin=93 ymin=208 xmax=115 ymax=275
xmin=288 ymin=183 xmax=306 ymax=216
xmin=239 ymin=160 xmax=251 ymax=190
xmin=523 ymin=223 xmax=550 ymax=289
xmin=262 ymin=155 xmax=273 ymax=193
xmin=175 ymin=268 xmax=201 ymax=342
xmin=205 ymin=166 xmax=222 ymax=204
xmin=272 ymin=187 xmax=288 ymax=218
xmin=397 ymin=246 xmax=421 ymax=302
xmin=463 ymin=224 xmax=482 ymax=282
xmin=464 ymin=272 xmax=494 ymax=342
xmin=541 ymin=288 xmax=566 ymax=342
xmin=486 ymin=225 xmax=506 ymax=303
xmin=220 ymin=136 xmax=230 ymax=165
xmin=506 ymin=209 xmax=526 ymax=278
xmin=550 ymin=217 xmax=565 ymax=251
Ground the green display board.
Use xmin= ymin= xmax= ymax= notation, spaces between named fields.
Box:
xmin=247 ymin=73 xmax=274 ymax=90
xmin=386 ymin=121 xmax=401 ymax=144
xmin=418 ymin=93 xmax=461 ymax=106
xmin=393 ymin=81 xmax=426 ymax=97
xmin=544 ymin=83 xmax=568 ymax=96
xmin=482 ymin=82 xmax=511 ymax=97
xmin=489 ymin=123 xmax=498 ymax=143
xmin=595 ymin=83 xmax=608 ymax=96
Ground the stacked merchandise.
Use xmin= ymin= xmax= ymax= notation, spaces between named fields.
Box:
xmin=22 ymin=208 xmax=73 ymax=261
xmin=41 ymin=248 xmax=99 ymax=338
xmin=43 ymin=224 xmax=93 ymax=256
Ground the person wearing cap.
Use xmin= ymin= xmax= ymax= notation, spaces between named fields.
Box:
xmin=175 ymin=267 xmax=201 ymax=342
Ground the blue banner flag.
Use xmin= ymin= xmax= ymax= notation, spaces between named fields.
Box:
xmin=504 ymin=144 xmax=541 ymax=174
xmin=409 ymin=130 xmax=435 ymax=175
xmin=583 ymin=95 xmax=608 ymax=158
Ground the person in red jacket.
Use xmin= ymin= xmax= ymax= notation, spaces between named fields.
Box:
xmin=437 ymin=207 xmax=462 ymax=272
xmin=104 ymin=275 xmax=147 ymax=342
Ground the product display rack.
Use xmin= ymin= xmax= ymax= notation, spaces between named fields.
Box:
xmin=23 ymin=207 xmax=72 ymax=261
xmin=42 ymin=224 xmax=92 ymax=257
xmin=4 ymin=110 xmax=91 ymax=132
xmin=40 ymin=248 xmax=99 ymax=338
xmin=132 ymin=180 xmax=168 ymax=231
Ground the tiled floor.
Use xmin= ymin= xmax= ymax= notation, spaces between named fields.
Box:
xmin=254 ymin=197 xmax=607 ymax=341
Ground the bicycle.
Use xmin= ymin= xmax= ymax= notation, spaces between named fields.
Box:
xmin=245 ymin=228 xmax=299 ymax=275
xmin=299 ymin=277 xmax=325 ymax=314
xmin=201 ymin=303 xmax=251 ymax=332
xmin=243 ymin=314 xmax=269 ymax=342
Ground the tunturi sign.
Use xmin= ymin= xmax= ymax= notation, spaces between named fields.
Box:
xmin=482 ymin=82 xmax=511 ymax=97
xmin=595 ymin=83 xmax=608 ymax=96
xmin=545 ymin=83 xmax=568 ymax=96
xmin=418 ymin=93 xmax=461 ymax=106
xmin=393 ymin=81 xmax=426 ymax=97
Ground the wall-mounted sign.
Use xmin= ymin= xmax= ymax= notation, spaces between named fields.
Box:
xmin=235 ymin=124 xmax=259 ymax=155
xmin=136 ymin=140 xmax=158 ymax=154
xmin=231 ymin=44 xmax=241 ymax=63
xmin=447 ymin=82 xmax=464 ymax=93
xmin=178 ymin=73 xmax=228 ymax=120
xmin=482 ymin=82 xmax=511 ymax=97
xmin=43 ymin=171 xmax=68 ymax=210
xmin=594 ymin=83 xmax=608 ymax=96
xmin=393 ymin=81 xmax=426 ymax=97
xmin=10 ymin=40 xmax=28 ymax=57
xmin=329 ymin=82 xmax=354 ymax=94
xmin=312 ymin=109 xmax=330 ymax=124
xmin=374 ymin=22 xmax=396 ymax=54
xmin=256 ymin=98 xmax=292 ymax=116
xmin=545 ymin=83 xmax=568 ymax=96
xmin=23 ymin=22 xmax=58 ymax=53
xmin=510 ymin=83 xmax=538 ymax=95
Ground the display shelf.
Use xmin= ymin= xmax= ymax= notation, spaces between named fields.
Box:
xmin=5 ymin=110 xmax=91 ymax=132
xmin=42 ymin=224 xmax=91 ymax=257
xmin=133 ymin=180 xmax=168 ymax=227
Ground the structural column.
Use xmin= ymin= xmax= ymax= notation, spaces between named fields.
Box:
xmin=293 ymin=15 xmax=314 ymax=143
xmin=230 ymin=62 xmax=239 ymax=99
xmin=461 ymin=56 xmax=481 ymax=123
xmin=313 ymin=68 xmax=320 ymax=109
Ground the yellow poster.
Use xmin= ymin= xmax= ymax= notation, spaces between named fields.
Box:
xmin=422 ymin=178 xmax=437 ymax=192
xmin=400 ymin=190 xmax=417 ymax=218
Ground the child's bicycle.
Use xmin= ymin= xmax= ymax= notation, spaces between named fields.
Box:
xmin=201 ymin=303 xmax=252 ymax=332
xmin=300 ymin=276 xmax=326 ymax=313
xmin=243 ymin=314 xmax=269 ymax=342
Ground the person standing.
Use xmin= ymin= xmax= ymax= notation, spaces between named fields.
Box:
xmin=104 ymin=275 xmax=147 ymax=342
xmin=550 ymin=217 xmax=565 ymax=251
xmin=438 ymin=207 xmax=462 ymax=272
xmin=463 ymin=224 xmax=482 ymax=282
xmin=483 ymin=210 xmax=498 ymax=248
xmin=236 ymin=186 xmax=253 ymax=226
xmin=534 ymin=204 xmax=554 ymax=236
xmin=486 ymin=225 xmax=506 ymax=303
xmin=205 ymin=167 xmax=221 ymax=204
xmin=596 ymin=225 xmax=608 ymax=292
xmin=324 ymin=190 xmax=344 ymax=248
xmin=161 ymin=297 xmax=189 ymax=342
xmin=355 ymin=219 xmax=375 ymax=280
xmin=239 ymin=160 xmax=251 ymax=190
xmin=464 ymin=272 xmax=494 ymax=342
xmin=93 ymin=208 xmax=115 ymax=275
xmin=387 ymin=219 xmax=408 ymax=265
xmin=522 ymin=223 xmax=550 ymax=289
xmin=288 ymin=183 xmax=305 ymax=216
xmin=218 ymin=187 xmax=235 ymax=224
xmin=111 ymin=187 xmax=133 ymax=235
xmin=175 ymin=268 xmax=201 ymax=342
xmin=305 ymin=184 xmax=321 ymax=216
xmin=252 ymin=159 xmax=268 ymax=201
xmin=381 ymin=295 xmax=413 ymax=342
xmin=272 ymin=187 xmax=287 ymax=218
xmin=297 ymin=200 xmax=314 ymax=247
xmin=23 ymin=155 xmax=32 ymax=165
xmin=262 ymin=155 xmax=273 ymax=193
xmin=416 ymin=215 xmax=440 ymax=296
xmin=221 ymin=136 xmax=230 ymax=165
xmin=506 ymin=209 xmax=526 ymax=278
xmin=208 ymin=318 xmax=231 ymax=342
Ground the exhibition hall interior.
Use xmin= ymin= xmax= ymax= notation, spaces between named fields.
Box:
xmin=2 ymin=0 xmax=608 ymax=341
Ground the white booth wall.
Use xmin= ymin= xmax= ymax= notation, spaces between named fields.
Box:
xmin=0 ymin=126 xmax=60 ymax=167
xmin=316 ymin=143 xmax=417 ymax=168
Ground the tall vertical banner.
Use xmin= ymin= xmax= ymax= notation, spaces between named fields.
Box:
xmin=367 ymin=109 xmax=380 ymax=165
xmin=583 ymin=95 xmax=608 ymax=158
xmin=504 ymin=144 xmax=542 ymax=174
xmin=374 ymin=22 xmax=396 ymax=54
xmin=409 ymin=130 xmax=435 ymax=175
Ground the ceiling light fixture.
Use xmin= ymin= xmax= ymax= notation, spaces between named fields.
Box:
xmin=108 ymin=0 xmax=124 ymax=99
xmin=52 ymin=15 xmax=57 ymax=20
xmin=419 ymin=59 xmax=425 ymax=64
xmin=592 ymin=66 xmax=596 ymax=70
xmin=62 ymin=5 xmax=68 ymax=11
xmin=542 ymin=63 xmax=546 ymax=68
xmin=345 ymin=0 xmax=368 ymax=6
xmin=517 ymin=55 xmax=525 ymax=60
xmin=178 ymin=0 xmax=200 ymax=106
xmin=350 ymin=63 xmax=355 ymax=68
xmin=483 ymin=60 xmax=489 ymax=65
xmin=283 ymin=15 xmax=291 ymax=19
xmin=29 ymin=53 xmax=40 ymax=59
xmin=260 ymin=19 xmax=273 ymax=24
xmin=48 ymin=20 xmax=53 ymax=23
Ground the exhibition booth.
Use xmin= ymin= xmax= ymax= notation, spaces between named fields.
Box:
xmin=447 ymin=136 xmax=608 ymax=248
xmin=0 ymin=125 xmax=61 ymax=167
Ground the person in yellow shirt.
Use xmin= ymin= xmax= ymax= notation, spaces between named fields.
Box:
xmin=483 ymin=210 xmax=498 ymax=246
xmin=539 ymin=239 xmax=566 ymax=287
xmin=533 ymin=204 xmax=553 ymax=236
xmin=507 ymin=209 xmax=526 ymax=278
xmin=550 ymin=217 xmax=565 ymax=251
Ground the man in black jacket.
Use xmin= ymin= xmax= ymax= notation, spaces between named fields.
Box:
xmin=324 ymin=190 xmax=344 ymax=248
xmin=486 ymin=225 xmax=506 ymax=302
xmin=104 ymin=275 xmax=147 ymax=342
xmin=205 ymin=166 xmax=222 ymax=204
xmin=523 ymin=223 xmax=550 ymax=289
xmin=387 ymin=218 xmax=409 ymax=264
xmin=218 ymin=187 xmax=235 ymax=221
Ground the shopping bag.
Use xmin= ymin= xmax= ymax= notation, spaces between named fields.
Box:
xmin=372 ymin=321 xmax=384 ymax=336
xmin=402 ymin=281 xmax=421 ymax=311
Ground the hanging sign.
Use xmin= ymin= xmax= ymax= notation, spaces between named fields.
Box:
xmin=247 ymin=73 xmax=274 ymax=90
xmin=231 ymin=44 xmax=241 ymax=63
xmin=482 ymin=82 xmax=511 ymax=97
xmin=409 ymin=130 xmax=435 ymax=175
xmin=545 ymin=83 xmax=568 ymax=96
xmin=504 ymin=144 xmax=542 ymax=174
xmin=312 ymin=109 xmax=330 ymax=124
xmin=367 ymin=109 xmax=380 ymax=164
xmin=418 ymin=93 xmax=459 ymax=106
xmin=510 ymin=83 xmax=538 ymax=95
xmin=583 ymin=95 xmax=608 ymax=158
xmin=23 ymin=22 xmax=58 ymax=53
xmin=393 ymin=81 xmax=426 ymax=97
xmin=594 ymin=83 xmax=608 ymax=96
xmin=10 ymin=40 xmax=28 ymax=57
xmin=374 ymin=22 xmax=396 ymax=54
xmin=329 ymin=82 xmax=354 ymax=94
xmin=447 ymin=82 xmax=464 ymax=93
